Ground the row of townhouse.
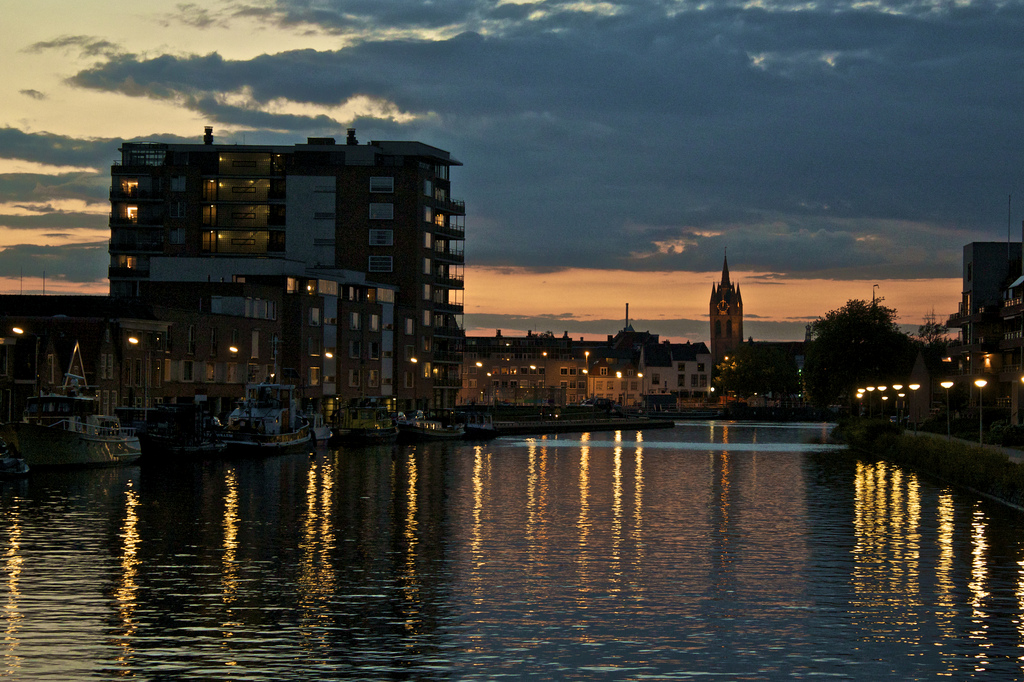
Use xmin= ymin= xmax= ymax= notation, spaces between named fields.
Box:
xmin=459 ymin=328 xmax=713 ymax=408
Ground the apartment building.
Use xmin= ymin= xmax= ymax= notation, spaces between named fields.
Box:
xmin=109 ymin=127 xmax=464 ymax=410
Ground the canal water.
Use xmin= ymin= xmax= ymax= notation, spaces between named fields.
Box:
xmin=2 ymin=421 xmax=1024 ymax=680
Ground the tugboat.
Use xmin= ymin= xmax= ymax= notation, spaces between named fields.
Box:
xmin=221 ymin=383 xmax=312 ymax=456
xmin=332 ymin=403 xmax=398 ymax=446
xmin=0 ymin=375 xmax=141 ymax=468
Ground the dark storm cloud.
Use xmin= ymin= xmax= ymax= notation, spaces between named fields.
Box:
xmin=0 ymin=211 xmax=107 ymax=230
xmin=0 ymin=243 xmax=108 ymax=284
xmin=0 ymin=127 xmax=116 ymax=169
xmin=0 ymin=173 xmax=109 ymax=204
xmin=57 ymin=1 xmax=1024 ymax=280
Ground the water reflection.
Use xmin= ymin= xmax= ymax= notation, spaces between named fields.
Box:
xmin=2 ymin=507 xmax=21 ymax=676
xmin=114 ymin=481 xmax=139 ymax=672
xmin=4 ymin=424 xmax=1024 ymax=679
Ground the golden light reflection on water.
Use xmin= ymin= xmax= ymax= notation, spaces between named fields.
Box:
xmin=577 ymin=442 xmax=591 ymax=591
xmin=114 ymin=482 xmax=140 ymax=671
xmin=852 ymin=461 xmax=931 ymax=645
xmin=611 ymin=445 xmax=623 ymax=586
xmin=297 ymin=459 xmax=337 ymax=647
xmin=2 ymin=510 xmax=22 ymax=676
xmin=222 ymin=466 xmax=240 ymax=646
xmin=471 ymin=446 xmax=485 ymax=575
xmin=969 ymin=506 xmax=991 ymax=671
xmin=633 ymin=441 xmax=644 ymax=569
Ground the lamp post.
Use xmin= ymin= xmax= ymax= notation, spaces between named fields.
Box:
xmin=857 ymin=389 xmax=865 ymax=417
xmin=975 ymin=378 xmax=988 ymax=444
xmin=128 ymin=335 xmax=149 ymax=411
xmin=865 ymin=386 xmax=875 ymax=417
xmin=410 ymin=357 xmax=418 ymax=413
xmin=12 ymin=326 xmax=40 ymax=400
xmin=908 ymin=383 xmax=920 ymax=433
xmin=638 ymin=372 xmax=645 ymax=412
xmin=892 ymin=384 xmax=903 ymax=424
xmin=940 ymin=381 xmax=954 ymax=439
xmin=877 ymin=386 xmax=887 ymax=418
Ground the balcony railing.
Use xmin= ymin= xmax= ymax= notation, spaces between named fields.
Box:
xmin=109 ymin=238 xmax=164 ymax=253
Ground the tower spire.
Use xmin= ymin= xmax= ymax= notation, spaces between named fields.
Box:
xmin=721 ymin=249 xmax=730 ymax=286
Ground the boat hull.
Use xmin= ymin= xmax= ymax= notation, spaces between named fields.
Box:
xmin=397 ymin=424 xmax=466 ymax=443
xmin=332 ymin=426 xmax=399 ymax=446
xmin=220 ymin=425 xmax=313 ymax=457
xmin=0 ymin=422 xmax=142 ymax=468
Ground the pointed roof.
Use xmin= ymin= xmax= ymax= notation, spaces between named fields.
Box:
xmin=721 ymin=251 xmax=730 ymax=287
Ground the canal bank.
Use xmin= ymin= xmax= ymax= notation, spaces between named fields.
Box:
xmin=832 ymin=418 xmax=1024 ymax=510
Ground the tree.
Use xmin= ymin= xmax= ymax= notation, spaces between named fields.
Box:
xmin=803 ymin=298 xmax=918 ymax=408
xmin=716 ymin=342 xmax=801 ymax=399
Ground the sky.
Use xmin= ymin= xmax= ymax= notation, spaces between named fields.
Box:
xmin=3 ymin=0 xmax=1022 ymax=343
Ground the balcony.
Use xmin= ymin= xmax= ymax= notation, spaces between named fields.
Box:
xmin=947 ymin=303 xmax=999 ymax=327
xmin=109 ymin=237 xmax=164 ymax=254
xmin=434 ymin=272 xmax=464 ymax=289
xmin=433 ymin=243 xmax=464 ymax=264
xmin=110 ymin=187 xmax=161 ymax=200
xmin=431 ymin=197 xmax=465 ymax=216
xmin=947 ymin=336 xmax=1000 ymax=354
xmin=110 ymin=214 xmax=163 ymax=227
xmin=108 ymin=266 xmax=149 ymax=279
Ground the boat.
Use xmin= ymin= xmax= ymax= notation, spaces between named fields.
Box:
xmin=0 ymin=380 xmax=142 ymax=468
xmin=459 ymin=410 xmax=499 ymax=440
xmin=331 ymin=404 xmax=398 ymax=446
xmin=139 ymin=403 xmax=226 ymax=459
xmin=0 ymin=438 xmax=28 ymax=477
xmin=301 ymin=411 xmax=332 ymax=447
xmin=220 ymin=383 xmax=312 ymax=456
xmin=397 ymin=411 xmax=466 ymax=442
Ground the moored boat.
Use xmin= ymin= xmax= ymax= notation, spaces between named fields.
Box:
xmin=221 ymin=383 xmax=312 ymax=456
xmin=397 ymin=411 xmax=466 ymax=442
xmin=0 ymin=384 xmax=141 ymax=468
xmin=0 ymin=438 xmax=28 ymax=477
xmin=331 ymin=404 xmax=398 ymax=446
xmin=139 ymin=403 xmax=226 ymax=459
xmin=459 ymin=410 xmax=499 ymax=440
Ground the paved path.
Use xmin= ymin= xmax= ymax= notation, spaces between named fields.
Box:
xmin=908 ymin=429 xmax=1024 ymax=464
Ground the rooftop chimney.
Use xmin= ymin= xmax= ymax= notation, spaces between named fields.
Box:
xmin=346 ymin=128 xmax=358 ymax=145
xmin=204 ymin=126 xmax=213 ymax=145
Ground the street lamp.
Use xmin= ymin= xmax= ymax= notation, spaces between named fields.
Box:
xmin=12 ymin=326 xmax=40 ymax=396
xmin=410 ymin=357 xmax=418 ymax=412
xmin=865 ymin=386 xmax=875 ymax=418
xmin=940 ymin=381 xmax=954 ymax=439
xmin=128 ymin=335 xmax=149 ymax=410
xmin=638 ymin=372 xmax=645 ymax=412
xmin=908 ymin=383 xmax=920 ymax=433
xmin=975 ymin=378 xmax=988 ymax=444
xmin=877 ymin=386 xmax=888 ymax=417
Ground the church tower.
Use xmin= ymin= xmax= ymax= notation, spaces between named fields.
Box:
xmin=709 ymin=252 xmax=743 ymax=365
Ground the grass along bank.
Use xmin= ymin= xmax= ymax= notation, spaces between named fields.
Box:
xmin=831 ymin=418 xmax=1024 ymax=509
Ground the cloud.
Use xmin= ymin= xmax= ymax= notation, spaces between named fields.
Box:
xmin=0 ymin=242 xmax=109 ymax=285
xmin=17 ymin=0 xmax=1024 ymax=287
xmin=24 ymin=35 xmax=122 ymax=59
xmin=19 ymin=89 xmax=46 ymax=100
